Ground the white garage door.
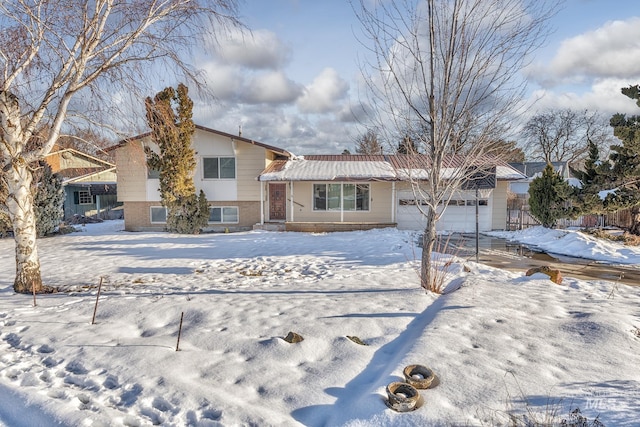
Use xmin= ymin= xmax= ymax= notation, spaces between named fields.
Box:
xmin=396 ymin=190 xmax=492 ymax=232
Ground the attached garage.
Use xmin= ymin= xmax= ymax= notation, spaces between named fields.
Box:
xmin=396 ymin=189 xmax=493 ymax=232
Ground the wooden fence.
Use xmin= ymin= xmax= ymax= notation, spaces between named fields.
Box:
xmin=506 ymin=207 xmax=634 ymax=231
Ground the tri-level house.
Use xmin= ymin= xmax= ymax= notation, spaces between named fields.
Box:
xmin=108 ymin=125 xmax=291 ymax=231
xmin=109 ymin=125 xmax=525 ymax=233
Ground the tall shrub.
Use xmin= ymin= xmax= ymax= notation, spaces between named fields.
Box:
xmin=528 ymin=164 xmax=572 ymax=228
xmin=33 ymin=161 xmax=65 ymax=237
xmin=145 ymin=84 xmax=209 ymax=234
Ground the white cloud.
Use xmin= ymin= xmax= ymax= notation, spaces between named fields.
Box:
xmin=200 ymin=62 xmax=244 ymax=100
xmin=528 ymin=78 xmax=640 ymax=116
xmin=214 ymin=29 xmax=291 ymax=70
xmin=297 ymin=68 xmax=350 ymax=114
xmin=532 ymin=17 xmax=640 ymax=86
xmin=243 ymin=71 xmax=303 ymax=104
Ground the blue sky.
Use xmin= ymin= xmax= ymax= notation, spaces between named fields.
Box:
xmin=192 ymin=0 xmax=640 ymax=155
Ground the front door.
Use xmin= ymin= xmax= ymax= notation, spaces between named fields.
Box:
xmin=269 ymin=183 xmax=286 ymax=221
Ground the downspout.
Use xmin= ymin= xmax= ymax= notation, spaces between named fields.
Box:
xmin=340 ymin=183 xmax=344 ymax=223
xmin=391 ymin=182 xmax=396 ymax=224
xmin=260 ymin=180 xmax=264 ymax=224
xmin=290 ymin=180 xmax=294 ymax=222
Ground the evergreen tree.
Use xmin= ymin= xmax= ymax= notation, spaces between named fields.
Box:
xmin=604 ymin=85 xmax=640 ymax=234
xmin=145 ymin=84 xmax=209 ymax=234
xmin=32 ymin=161 xmax=65 ymax=237
xmin=528 ymin=164 xmax=572 ymax=228
xmin=1 ymin=160 xmax=64 ymax=237
xmin=568 ymin=140 xmax=607 ymax=217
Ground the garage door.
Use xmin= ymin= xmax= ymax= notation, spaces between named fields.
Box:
xmin=396 ymin=190 xmax=492 ymax=232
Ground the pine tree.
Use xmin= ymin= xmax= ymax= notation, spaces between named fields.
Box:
xmin=604 ymin=85 xmax=640 ymax=234
xmin=528 ymin=164 xmax=572 ymax=228
xmin=145 ymin=84 xmax=208 ymax=234
xmin=32 ymin=161 xmax=65 ymax=237
xmin=568 ymin=140 xmax=607 ymax=217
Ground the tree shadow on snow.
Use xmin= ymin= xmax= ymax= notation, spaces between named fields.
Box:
xmin=291 ymin=295 xmax=469 ymax=426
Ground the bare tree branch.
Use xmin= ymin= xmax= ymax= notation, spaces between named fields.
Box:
xmin=353 ymin=0 xmax=559 ymax=291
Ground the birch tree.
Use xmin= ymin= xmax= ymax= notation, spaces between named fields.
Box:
xmin=353 ymin=0 xmax=557 ymax=291
xmin=0 ymin=0 xmax=240 ymax=293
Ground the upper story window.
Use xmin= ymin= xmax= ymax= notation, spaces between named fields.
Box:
xmin=313 ymin=183 xmax=370 ymax=211
xmin=203 ymin=157 xmax=236 ymax=179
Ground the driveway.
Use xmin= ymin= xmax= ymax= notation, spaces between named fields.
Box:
xmin=445 ymin=233 xmax=640 ymax=286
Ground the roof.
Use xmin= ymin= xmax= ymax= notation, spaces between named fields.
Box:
xmin=508 ymin=161 xmax=570 ymax=179
xmin=105 ymin=125 xmax=291 ymax=157
xmin=259 ymin=156 xmax=397 ymax=182
xmin=259 ymin=154 xmax=526 ymax=182
xmin=45 ymin=147 xmax=116 ymax=184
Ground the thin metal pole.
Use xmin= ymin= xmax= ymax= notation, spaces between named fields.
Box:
xmin=176 ymin=312 xmax=184 ymax=351
xmin=91 ymin=277 xmax=104 ymax=325
xmin=475 ymin=188 xmax=479 ymax=264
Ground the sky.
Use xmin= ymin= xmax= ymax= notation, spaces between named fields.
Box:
xmin=188 ymin=0 xmax=640 ymax=156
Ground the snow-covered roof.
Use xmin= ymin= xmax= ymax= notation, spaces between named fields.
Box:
xmin=259 ymin=156 xmax=397 ymax=181
xmin=496 ymin=165 xmax=527 ymax=180
xmin=259 ymin=155 xmax=526 ymax=182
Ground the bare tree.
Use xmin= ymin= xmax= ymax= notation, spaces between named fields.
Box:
xmin=355 ymin=129 xmax=384 ymax=154
xmin=0 ymin=1 xmax=240 ymax=293
xmin=523 ymin=109 xmax=613 ymax=164
xmin=353 ymin=0 xmax=557 ymax=292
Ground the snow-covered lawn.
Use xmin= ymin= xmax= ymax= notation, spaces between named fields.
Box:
xmin=0 ymin=222 xmax=638 ymax=426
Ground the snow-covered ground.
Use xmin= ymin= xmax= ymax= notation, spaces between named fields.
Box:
xmin=0 ymin=221 xmax=638 ymax=426
xmin=487 ymin=227 xmax=640 ymax=265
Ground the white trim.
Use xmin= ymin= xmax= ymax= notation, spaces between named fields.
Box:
xmin=290 ymin=180 xmax=294 ymax=222
xmin=260 ymin=182 xmax=264 ymax=225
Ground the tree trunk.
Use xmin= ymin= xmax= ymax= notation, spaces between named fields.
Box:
xmin=630 ymin=205 xmax=640 ymax=236
xmin=5 ymin=162 xmax=43 ymax=293
xmin=421 ymin=207 xmax=437 ymax=292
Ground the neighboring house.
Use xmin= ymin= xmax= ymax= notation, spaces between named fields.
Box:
xmin=44 ymin=146 xmax=120 ymax=220
xmin=107 ymin=125 xmax=291 ymax=232
xmin=259 ymin=154 xmax=525 ymax=233
xmin=508 ymin=161 xmax=575 ymax=196
xmin=109 ymin=126 xmax=525 ymax=233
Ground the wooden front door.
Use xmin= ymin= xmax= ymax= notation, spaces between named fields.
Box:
xmin=269 ymin=183 xmax=286 ymax=221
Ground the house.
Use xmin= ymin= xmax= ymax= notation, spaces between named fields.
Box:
xmin=107 ymin=125 xmax=291 ymax=232
xmin=259 ymin=154 xmax=525 ymax=233
xmin=44 ymin=146 xmax=120 ymax=220
xmin=508 ymin=161 xmax=574 ymax=196
xmin=109 ymin=125 xmax=525 ymax=233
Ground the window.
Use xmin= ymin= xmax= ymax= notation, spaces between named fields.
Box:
xmin=465 ymin=199 xmax=489 ymax=206
xmin=147 ymin=167 xmax=160 ymax=179
xmin=77 ymin=190 xmax=93 ymax=205
xmin=203 ymin=157 xmax=236 ymax=179
xmin=313 ymin=183 xmax=370 ymax=211
xmin=150 ymin=206 xmax=167 ymax=223
xmin=209 ymin=206 xmax=239 ymax=223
